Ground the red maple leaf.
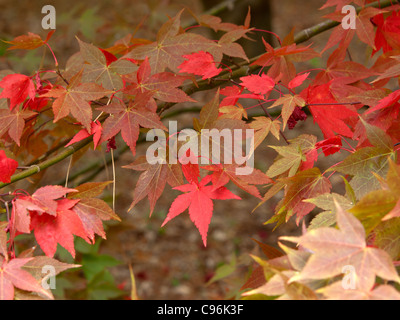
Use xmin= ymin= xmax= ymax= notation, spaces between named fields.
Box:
xmin=178 ymin=51 xmax=222 ymax=80
xmin=219 ymin=85 xmax=244 ymax=107
xmin=161 ymin=163 xmax=240 ymax=246
xmin=301 ymin=82 xmax=358 ymax=139
xmin=65 ymin=120 xmax=102 ymax=150
xmin=0 ymin=74 xmax=36 ymax=110
xmin=251 ymin=38 xmax=319 ymax=85
xmin=372 ymin=11 xmax=400 ymax=55
xmin=30 ymin=198 xmax=90 ymax=258
xmin=315 ymin=136 xmax=343 ymax=156
xmin=0 ymin=150 xmax=18 ymax=183
xmin=239 ymin=73 xmax=275 ymax=96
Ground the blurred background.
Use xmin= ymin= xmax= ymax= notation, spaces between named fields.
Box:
xmin=0 ymin=0 xmax=342 ymax=299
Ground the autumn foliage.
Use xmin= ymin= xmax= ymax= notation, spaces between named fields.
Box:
xmin=1 ymin=0 xmax=400 ymax=300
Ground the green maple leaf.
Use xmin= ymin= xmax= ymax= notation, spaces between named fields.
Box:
xmin=332 ymin=119 xmax=395 ymax=199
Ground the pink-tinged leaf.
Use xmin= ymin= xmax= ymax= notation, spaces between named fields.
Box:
xmin=0 ymin=257 xmax=53 ymax=300
xmin=0 ymin=74 xmax=36 ymax=110
xmin=0 ymin=150 xmax=18 ymax=183
xmin=10 ymin=186 xmax=77 ymax=240
xmin=31 ymin=186 xmax=77 ymax=216
xmin=283 ymin=203 xmax=400 ymax=291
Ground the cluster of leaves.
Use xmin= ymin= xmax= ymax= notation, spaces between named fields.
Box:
xmin=0 ymin=0 xmax=400 ymax=299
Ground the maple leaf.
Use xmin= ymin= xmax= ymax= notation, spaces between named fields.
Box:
xmin=77 ymin=38 xmax=138 ymax=91
xmin=319 ymin=282 xmax=400 ymax=300
xmin=65 ymin=120 xmax=102 ymax=150
xmin=30 ymin=198 xmax=90 ymax=258
xmin=301 ymin=82 xmax=358 ymax=139
xmin=207 ymin=28 xmax=251 ymax=64
xmin=282 ymin=203 xmax=400 ymax=292
xmin=124 ymin=10 xmax=217 ymax=73
xmin=203 ymin=163 xmax=272 ymax=199
xmin=218 ymin=104 xmax=248 ymax=120
xmin=346 ymin=159 xmax=400 ymax=234
xmin=124 ymin=57 xmax=195 ymax=102
xmin=178 ymin=51 xmax=222 ymax=80
xmin=272 ymin=167 xmax=332 ymax=225
xmin=251 ymin=37 xmax=319 ymax=85
xmin=239 ymin=74 xmax=275 ymax=96
xmin=372 ymin=11 xmax=400 ymax=55
xmin=306 ymin=193 xmax=354 ymax=230
xmin=162 ymin=163 xmax=240 ymax=246
xmin=323 ymin=7 xmax=388 ymax=50
xmin=269 ymin=94 xmax=306 ymax=130
xmin=249 ymin=116 xmax=281 ymax=150
xmin=267 ymin=134 xmax=317 ymax=178
xmin=332 ymin=119 xmax=394 ymax=199
xmin=220 ymin=85 xmax=244 ymax=107
xmin=0 ymin=257 xmax=53 ymax=300
xmin=315 ymin=136 xmax=342 ymax=156
xmin=0 ymin=150 xmax=18 ymax=183
xmin=68 ymin=181 xmax=121 ymax=241
xmin=195 ymin=14 xmax=240 ymax=33
xmin=371 ymin=55 xmax=400 ymax=83
xmin=288 ymin=72 xmax=310 ymax=89
xmin=0 ymin=74 xmax=36 ymax=110
xmin=365 ymin=89 xmax=400 ymax=115
xmin=41 ymin=70 xmax=111 ymax=132
xmin=3 ymin=31 xmax=54 ymax=50
xmin=99 ymin=94 xmax=167 ymax=155
xmin=0 ymin=107 xmax=36 ymax=146
xmin=11 ymin=185 xmax=77 ymax=237
xmin=123 ymin=155 xmax=183 ymax=215
xmin=314 ymin=58 xmax=378 ymax=85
